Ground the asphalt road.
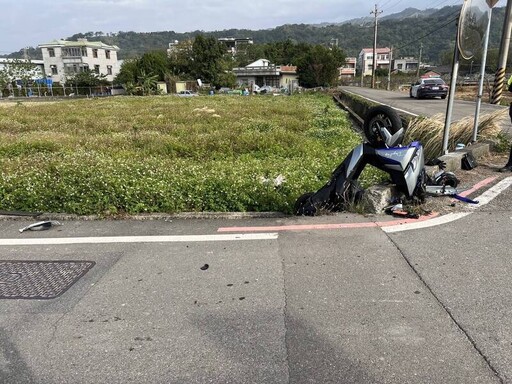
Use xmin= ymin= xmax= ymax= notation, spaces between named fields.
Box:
xmin=1 ymin=89 xmax=512 ymax=383
xmin=342 ymin=85 xmax=507 ymax=124
xmin=1 ymin=173 xmax=511 ymax=384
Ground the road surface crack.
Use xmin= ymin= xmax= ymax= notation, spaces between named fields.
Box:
xmin=386 ymin=234 xmax=504 ymax=384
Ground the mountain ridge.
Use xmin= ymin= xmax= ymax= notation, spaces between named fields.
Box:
xmin=6 ymin=5 xmax=507 ymax=66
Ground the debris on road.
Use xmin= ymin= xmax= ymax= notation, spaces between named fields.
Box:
xmin=200 ymin=264 xmax=209 ymax=271
xmin=19 ymin=221 xmax=62 ymax=233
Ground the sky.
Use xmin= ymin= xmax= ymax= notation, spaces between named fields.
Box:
xmin=1 ymin=0 xmax=464 ymax=55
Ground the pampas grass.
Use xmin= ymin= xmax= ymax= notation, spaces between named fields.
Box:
xmin=404 ymin=109 xmax=507 ymax=159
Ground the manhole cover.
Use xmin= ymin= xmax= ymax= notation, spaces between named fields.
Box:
xmin=0 ymin=260 xmax=95 ymax=300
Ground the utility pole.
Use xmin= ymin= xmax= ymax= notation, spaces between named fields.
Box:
xmin=387 ymin=46 xmax=393 ymax=91
xmin=491 ymin=0 xmax=512 ymax=104
xmin=371 ymin=4 xmax=383 ymax=88
xmin=416 ymin=43 xmax=423 ymax=78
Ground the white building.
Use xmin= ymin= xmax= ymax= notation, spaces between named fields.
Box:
xmin=218 ymin=37 xmax=253 ymax=55
xmin=38 ymin=38 xmax=121 ymax=83
xmin=358 ymin=47 xmax=391 ymax=76
xmin=232 ymin=59 xmax=298 ymax=90
xmin=393 ymin=57 xmax=419 ymax=73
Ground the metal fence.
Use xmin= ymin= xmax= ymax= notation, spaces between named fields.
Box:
xmin=1 ymin=84 xmax=117 ymax=99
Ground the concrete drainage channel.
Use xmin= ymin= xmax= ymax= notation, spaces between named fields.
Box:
xmin=332 ymin=91 xmax=494 ymax=172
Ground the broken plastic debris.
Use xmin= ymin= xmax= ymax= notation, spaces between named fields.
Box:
xmin=390 ymin=204 xmax=403 ymax=212
xmin=19 ymin=221 xmax=62 ymax=233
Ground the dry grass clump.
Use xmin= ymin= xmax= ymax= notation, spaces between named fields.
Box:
xmin=404 ymin=109 xmax=507 ymax=159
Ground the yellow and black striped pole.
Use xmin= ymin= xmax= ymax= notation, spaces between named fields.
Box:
xmin=491 ymin=67 xmax=506 ymax=104
xmin=491 ymin=0 xmax=512 ymax=104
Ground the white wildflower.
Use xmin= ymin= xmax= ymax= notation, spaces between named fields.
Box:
xmin=273 ymin=174 xmax=286 ymax=187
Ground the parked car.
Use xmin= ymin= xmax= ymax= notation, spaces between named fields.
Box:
xmin=177 ymin=90 xmax=198 ymax=97
xmin=409 ymin=78 xmax=448 ymax=99
xmin=253 ymin=85 xmax=276 ymax=94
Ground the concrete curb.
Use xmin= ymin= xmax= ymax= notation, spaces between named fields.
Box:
xmin=0 ymin=211 xmax=289 ymax=222
xmin=438 ymin=142 xmax=490 ymax=172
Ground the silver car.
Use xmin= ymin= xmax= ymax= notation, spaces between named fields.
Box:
xmin=177 ymin=90 xmax=198 ymax=97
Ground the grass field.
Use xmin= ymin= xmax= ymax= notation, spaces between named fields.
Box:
xmin=0 ymin=94 xmax=381 ymax=216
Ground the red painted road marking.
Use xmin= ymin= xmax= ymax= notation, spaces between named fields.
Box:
xmin=217 ymin=213 xmax=439 ymax=232
xmin=450 ymin=176 xmax=497 ymax=204
xmin=217 ymin=177 xmax=497 ymax=233
xmin=458 ymin=177 xmax=497 ymax=197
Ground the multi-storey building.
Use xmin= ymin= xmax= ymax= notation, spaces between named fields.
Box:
xmin=358 ymin=47 xmax=391 ymax=76
xmin=338 ymin=57 xmax=357 ymax=78
xmin=38 ymin=38 xmax=121 ymax=83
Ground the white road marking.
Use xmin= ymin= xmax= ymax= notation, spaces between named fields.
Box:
xmin=0 ymin=233 xmax=278 ymax=246
xmin=1 ymin=178 xmax=509 ymax=243
xmin=383 ymin=177 xmax=512 ymax=233
xmin=382 ymin=212 xmax=471 ymax=233
xmin=466 ymin=177 xmax=512 ymax=209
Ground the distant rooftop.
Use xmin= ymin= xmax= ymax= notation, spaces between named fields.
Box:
xmin=38 ymin=38 xmax=119 ymax=51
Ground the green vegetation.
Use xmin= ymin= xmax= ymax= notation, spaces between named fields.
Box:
xmin=113 ymin=36 xmax=345 ymax=93
xmin=0 ymin=94 xmax=379 ymax=216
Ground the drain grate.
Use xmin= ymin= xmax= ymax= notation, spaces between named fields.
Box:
xmin=0 ymin=260 xmax=95 ymax=300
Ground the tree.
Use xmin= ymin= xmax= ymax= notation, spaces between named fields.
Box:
xmin=168 ymin=39 xmax=194 ymax=78
xmin=0 ymin=59 xmax=42 ymax=96
xmin=190 ymin=35 xmax=226 ymax=86
xmin=297 ymin=45 xmax=345 ymax=87
xmin=66 ymin=69 xmax=109 ymax=88
xmin=114 ymin=52 xmax=169 ymax=95
xmin=114 ymin=58 xmax=139 ymax=85
xmin=137 ymin=50 xmax=170 ymax=81
xmin=138 ymin=70 xmax=159 ymax=96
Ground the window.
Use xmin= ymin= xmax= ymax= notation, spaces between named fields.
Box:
xmin=48 ymin=48 xmax=55 ymax=57
xmin=62 ymin=47 xmax=87 ymax=57
xmin=64 ymin=64 xmax=80 ymax=75
xmin=107 ymin=65 xmax=112 ymax=75
xmin=50 ymin=65 xmax=58 ymax=75
xmin=93 ymin=49 xmax=98 ymax=58
xmin=105 ymin=50 xmax=111 ymax=59
xmin=94 ymin=65 xmax=100 ymax=74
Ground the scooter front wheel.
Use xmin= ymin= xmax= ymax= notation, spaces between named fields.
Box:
xmin=363 ymin=106 xmax=402 ymax=147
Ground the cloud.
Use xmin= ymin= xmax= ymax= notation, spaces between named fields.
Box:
xmin=0 ymin=0 xmax=450 ymax=54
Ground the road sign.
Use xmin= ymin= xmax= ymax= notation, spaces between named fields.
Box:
xmin=486 ymin=0 xmax=499 ymax=7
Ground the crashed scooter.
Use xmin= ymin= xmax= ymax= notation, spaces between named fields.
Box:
xmin=294 ymin=105 xmax=458 ymax=216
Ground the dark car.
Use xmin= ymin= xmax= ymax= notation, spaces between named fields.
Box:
xmin=410 ymin=78 xmax=449 ymax=99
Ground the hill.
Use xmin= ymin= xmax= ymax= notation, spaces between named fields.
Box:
xmin=5 ymin=5 xmax=508 ymax=66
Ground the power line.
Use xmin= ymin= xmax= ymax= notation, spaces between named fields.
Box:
xmin=380 ymin=0 xmax=403 ymax=14
xmin=378 ymin=0 xmax=399 ymax=10
xmin=394 ymin=15 xmax=459 ymax=52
